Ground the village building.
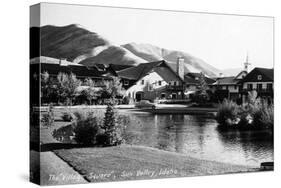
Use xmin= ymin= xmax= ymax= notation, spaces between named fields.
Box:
xmin=30 ymin=56 xmax=114 ymax=84
xmin=211 ymin=55 xmax=273 ymax=104
xmin=117 ymin=58 xmax=185 ymax=102
xmin=239 ymin=67 xmax=274 ymax=103
xmin=30 ymin=56 xmax=116 ymax=105
xmin=211 ymin=56 xmax=249 ymax=102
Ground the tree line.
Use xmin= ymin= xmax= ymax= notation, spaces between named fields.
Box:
xmin=41 ymin=72 xmax=125 ymax=106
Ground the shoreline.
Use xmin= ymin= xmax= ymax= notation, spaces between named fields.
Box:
xmin=39 ymin=104 xmax=218 ymax=114
xmin=53 ymin=144 xmax=260 ymax=183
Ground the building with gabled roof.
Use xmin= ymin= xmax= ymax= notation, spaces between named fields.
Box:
xmin=117 ymin=59 xmax=185 ymax=102
xmin=239 ymin=67 xmax=273 ymax=103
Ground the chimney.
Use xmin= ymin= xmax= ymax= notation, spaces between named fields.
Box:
xmin=177 ymin=57 xmax=185 ymax=80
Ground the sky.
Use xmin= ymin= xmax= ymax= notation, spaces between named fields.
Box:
xmin=35 ymin=3 xmax=274 ymax=70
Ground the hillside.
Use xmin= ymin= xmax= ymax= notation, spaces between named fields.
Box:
xmin=31 ymin=24 xmax=147 ymax=66
xmin=122 ymin=43 xmax=221 ymax=77
xmin=31 ymin=24 xmax=221 ymax=77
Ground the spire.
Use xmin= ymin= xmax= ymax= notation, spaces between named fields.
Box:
xmin=244 ymin=52 xmax=251 ymax=72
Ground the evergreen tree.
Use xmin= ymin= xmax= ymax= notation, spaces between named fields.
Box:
xmin=195 ymin=72 xmax=209 ymax=104
xmin=197 ymin=72 xmax=208 ymax=95
xmin=102 ymin=101 xmax=123 ymax=146
xmin=100 ymin=77 xmax=125 ymax=146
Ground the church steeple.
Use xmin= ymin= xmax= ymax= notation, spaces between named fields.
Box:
xmin=244 ymin=53 xmax=251 ymax=72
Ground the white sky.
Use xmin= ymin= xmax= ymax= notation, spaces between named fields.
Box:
xmin=37 ymin=3 xmax=274 ymax=70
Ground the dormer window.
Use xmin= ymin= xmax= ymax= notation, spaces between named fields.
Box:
xmin=158 ymin=80 xmax=162 ymax=86
xmin=257 ymin=75 xmax=262 ymax=80
xmin=141 ymin=80 xmax=145 ymax=85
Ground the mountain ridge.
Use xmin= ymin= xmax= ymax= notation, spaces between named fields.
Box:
xmin=31 ymin=24 xmax=221 ymax=77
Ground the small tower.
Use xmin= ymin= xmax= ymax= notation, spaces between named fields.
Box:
xmin=244 ymin=53 xmax=251 ymax=72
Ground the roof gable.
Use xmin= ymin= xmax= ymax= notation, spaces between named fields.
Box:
xmin=117 ymin=60 xmax=184 ymax=82
xmin=185 ymin=73 xmax=215 ymax=85
xmin=213 ymin=76 xmax=238 ymax=85
xmin=235 ymin=71 xmax=247 ymax=80
xmin=240 ymin=67 xmax=273 ymax=83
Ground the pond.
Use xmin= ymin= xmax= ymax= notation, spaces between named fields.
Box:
xmin=52 ymin=109 xmax=273 ymax=167
xmin=122 ymin=111 xmax=273 ymax=167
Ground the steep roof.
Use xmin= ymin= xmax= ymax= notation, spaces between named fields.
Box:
xmin=30 ymin=56 xmax=114 ymax=79
xmin=117 ymin=60 xmax=184 ymax=82
xmin=240 ymin=67 xmax=273 ymax=83
xmin=213 ymin=76 xmax=238 ymax=85
xmin=30 ymin=56 xmax=81 ymax=66
xmin=108 ymin=64 xmax=133 ymax=72
xmin=40 ymin=63 xmax=110 ymax=79
xmin=234 ymin=70 xmax=248 ymax=80
xmin=184 ymin=73 xmax=215 ymax=85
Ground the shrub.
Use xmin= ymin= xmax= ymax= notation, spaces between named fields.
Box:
xmin=72 ymin=111 xmax=102 ymax=145
xmin=216 ymin=96 xmax=274 ymax=131
xmin=41 ymin=105 xmax=55 ymax=127
xmin=253 ymin=102 xmax=274 ymax=130
xmin=61 ymin=112 xmax=74 ymax=122
xmin=216 ymin=99 xmax=240 ymax=127
xmin=70 ymin=106 xmax=128 ymax=146
xmin=122 ymin=96 xmax=130 ymax=104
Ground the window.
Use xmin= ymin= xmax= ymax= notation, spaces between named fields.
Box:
xmin=257 ymin=84 xmax=263 ymax=90
xmin=158 ymin=80 xmax=162 ymax=86
xmin=234 ymin=85 xmax=237 ymax=90
xmin=161 ymin=93 xmax=166 ymax=99
xmin=195 ymin=77 xmax=199 ymax=81
xmin=141 ymin=80 xmax=145 ymax=85
xmin=124 ymin=80 xmax=129 ymax=86
xmin=172 ymin=93 xmax=177 ymax=99
xmin=267 ymin=83 xmax=273 ymax=90
xmin=174 ymin=81 xmax=177 ymax=86
xmin=257 ymin=75 xmax=262 ymax=80
xmin=247 ymin=84 xmax=253 ymax=90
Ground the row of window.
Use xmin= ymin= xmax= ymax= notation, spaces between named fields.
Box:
xmin=247 ymin=83 xmax=273 ymax=90
xmin=140 ymin=80 xmax=163 ymax=86
xmin=124 ymin=79 xmax=272 ymax=91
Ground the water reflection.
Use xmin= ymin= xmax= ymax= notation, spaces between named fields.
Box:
xmin=125 ymin=113 xmax=273 ymax=166
xmin=52 ymin=112 xmax=273 ymax=166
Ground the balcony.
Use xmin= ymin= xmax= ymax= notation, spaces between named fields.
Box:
xmin=165 ymin=85 xmax=184 ymax=91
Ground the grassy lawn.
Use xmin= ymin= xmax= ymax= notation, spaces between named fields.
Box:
xmin=54 ymin=145 xmax=258 ymax=182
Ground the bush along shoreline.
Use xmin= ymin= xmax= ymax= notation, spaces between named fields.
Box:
xmin=216 ymin=91 xmax=273 ymax=132
xmin=52 ymin=99 xmax=130 ymax=147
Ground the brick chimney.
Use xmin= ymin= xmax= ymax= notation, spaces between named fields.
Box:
xmin=177 ymin=57 xmax=185 ymax=80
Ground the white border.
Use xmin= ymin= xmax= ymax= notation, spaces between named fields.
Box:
xmin=0 ymin=0 xmax=279 ymax=188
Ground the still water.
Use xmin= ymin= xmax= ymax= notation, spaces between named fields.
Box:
xmin=123 ymin=111 xmax=273 ymax=167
